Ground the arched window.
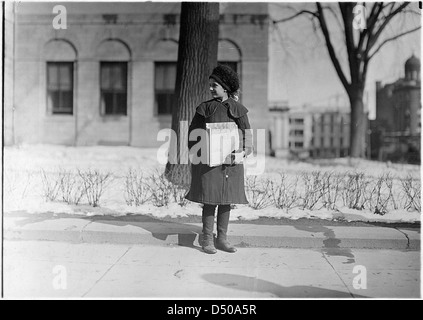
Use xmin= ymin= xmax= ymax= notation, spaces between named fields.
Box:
xmin=44 ymin=40 xmax=77 ymax=115
xmin=218 ymin=39 xmax=242 ymax=75
xmin=153 ymin=40 xmax=178 ymax=115
xmin=96 ymin=39 xmax=131 ymax=116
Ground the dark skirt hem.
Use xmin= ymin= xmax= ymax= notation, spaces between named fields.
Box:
xmin=185 ymin=196 xmax=249 ymax=206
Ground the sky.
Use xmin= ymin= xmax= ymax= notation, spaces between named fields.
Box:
xmin=267 ymin=2 xmax=421 ymax=119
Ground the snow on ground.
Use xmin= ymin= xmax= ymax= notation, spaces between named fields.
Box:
xmin=2 ymin=144 xmax=421 ymax=223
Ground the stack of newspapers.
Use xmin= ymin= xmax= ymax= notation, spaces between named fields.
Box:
xmin=206 ymin=122 xmax=240 ymax=167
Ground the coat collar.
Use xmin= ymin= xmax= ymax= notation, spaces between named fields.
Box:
xmin=196 ymin=98 xmax=249 ymax=119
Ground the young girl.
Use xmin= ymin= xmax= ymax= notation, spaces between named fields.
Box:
xmin=185 ymin=64 xmax=253 ymax=254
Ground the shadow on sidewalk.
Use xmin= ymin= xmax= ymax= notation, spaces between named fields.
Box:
xmin=84 ymin=214 xmax=203 ymax=250
xmin=293 ymin=225 xmax=355 ymax=264
xmin=8 ymin=211 xmax=203 ymax=251
xmin=203 ymin=273 xmax=368 ymax=298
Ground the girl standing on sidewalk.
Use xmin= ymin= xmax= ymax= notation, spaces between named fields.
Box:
xmin=185 ymin=64 xmax=253 ymax=254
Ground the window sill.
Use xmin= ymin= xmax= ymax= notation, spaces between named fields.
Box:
xmin=46 ymin=113 xmax=74 ymax=118
xmin=101 ymin=114 xmax=128 ymax=120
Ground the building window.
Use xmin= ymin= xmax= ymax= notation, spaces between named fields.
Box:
xmin=294 ymin=118 xmax=304 ymax=125
xmin=294 ymin=130 xmax=304 ymax=136
xmin=295 ymin=142 xmax=304 ymax=148
xmin=100 ymin=62 xmax=128 ymax=116
xmin=155 ymin=62 xmax=177 ymax=115
xmin=47 ymin=62 xmax=74 ymax=115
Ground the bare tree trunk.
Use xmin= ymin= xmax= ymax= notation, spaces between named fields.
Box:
xmin=165 ymin=2 xmax=219 ymax=186
xmin=348 ymin=86 xmax=366 ymax=158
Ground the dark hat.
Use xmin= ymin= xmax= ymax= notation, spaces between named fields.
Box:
xmin=209 ymin=64 xmax=240 ymax=94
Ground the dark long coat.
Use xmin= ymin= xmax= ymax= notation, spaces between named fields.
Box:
xmin=185 ymin=98 xmax=253 ymax=205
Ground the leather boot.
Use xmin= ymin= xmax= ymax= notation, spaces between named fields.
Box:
xmin=216 ymin=205 xmax=237 ymax=253
xmin=202 ymin=205 xmax=217 ymax=254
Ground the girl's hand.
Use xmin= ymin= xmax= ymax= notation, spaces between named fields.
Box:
xmin=232 ymin=151 xmax=245 ymax=164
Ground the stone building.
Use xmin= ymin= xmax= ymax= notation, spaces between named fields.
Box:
xmin=370 ymin=55 xmax=421 ymax=163
xmin=308 ymin=107 xmax=350 ymax=159
xmin=288 ymin=106 xmax=312 ymax=159
xmin=269 ymin=102 xmax=350 ymax=159
xmin=4 ymin=2 xmax=269 ymax=148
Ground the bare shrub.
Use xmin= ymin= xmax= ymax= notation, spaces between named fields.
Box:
xmin=401 ymin=175 xmax=421 ymax=212
xmin=171 ymin=184 xmax=189 ymax=207
xmin=40 ymin=169 xmax=61 ymax=202
xmin=320 ymin=172 xmax=343 ymax=211
xmin=385 ymin=173 xmax=400 ymax=211
xmin=269 ymin=173 xmax=300 ymax=211
xmin=148 ymin=170 xmax=173 ymax=207
xmin=59 ymin=169 xmax=85 ymax=205
xmin=341 ymin=172 xmax=371 ymax=210
xmin=78 ymin=169 xmax=113 ymax=207
xmin=367 ymin=174 xmax=391 ymax=215
xmin=245 ymin=176 xmax=272 ymax=210
xmin=124 ymin=169 xmax=151 ymax=206
xmin=300 ymin=171 xmax=325 ymax=210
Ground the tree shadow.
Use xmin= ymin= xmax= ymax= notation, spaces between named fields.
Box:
xmin=7 ymin=211 xmax=203 ymax=250
xmin=293 ymin=225 xmax=356 ymax=264
xmin=202 ymin=273 xmax=368 ymax=299
xmin=84 ymin=214 xmax=203 ymax=249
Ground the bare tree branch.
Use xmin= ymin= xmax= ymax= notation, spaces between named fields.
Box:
xmin=316 ymin=2 xmax=350 ymax=91
xmin=367 ymin=2 xmax=411 ymax=52
xmin=357 ymin=2 xmax=384 ymax=53
xmin=402 ymin=9 xmax=422 ymax=15
xmin=368 ymin=25 xmax=421 ymax=61
xmin=272 ymin=9 xmax=318 ymax=24
xmin=322 ymin=4 xmax=344 ymax=33
xmin=386 ymin=2 xmax=397 ymax=16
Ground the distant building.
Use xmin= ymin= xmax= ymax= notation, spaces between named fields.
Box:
xmin=268 ymin=100 xmax=289 ymax=158
xmin=3 ymin=2 xmax=270 ymax=147
xmin=371 ymin=55 xmax=421 ymax=164
xmin=269 ymin=103 xmax=350 ymax=159
xmin=288 ymin=106 xmax=312 ymax=159
xmin=309 ymin=107 xmax=350 ymax=159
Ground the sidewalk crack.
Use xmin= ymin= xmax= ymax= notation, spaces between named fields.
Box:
xmin=79 ymin=221 xmax=94 ymax=243
xmin=321 ymin=252 xmax=355 ymax=298
xmin=394 ymin=228 xmax=410 ymax=250
xmin=81 ymin=246 xmax=132 ymax=297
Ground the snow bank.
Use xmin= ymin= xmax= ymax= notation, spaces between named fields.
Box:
xmin=3 ymin=144 xmax=421 ymax=223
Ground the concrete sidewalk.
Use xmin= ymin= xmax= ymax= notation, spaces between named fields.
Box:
xmin=4 ymin=241 xmax=420 ymax=298
xmin=4 ymin=212 xmax=420 ymax=250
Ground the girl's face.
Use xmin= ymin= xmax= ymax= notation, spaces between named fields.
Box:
xmin=209 ymin=79 xmax=228 ymax=101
